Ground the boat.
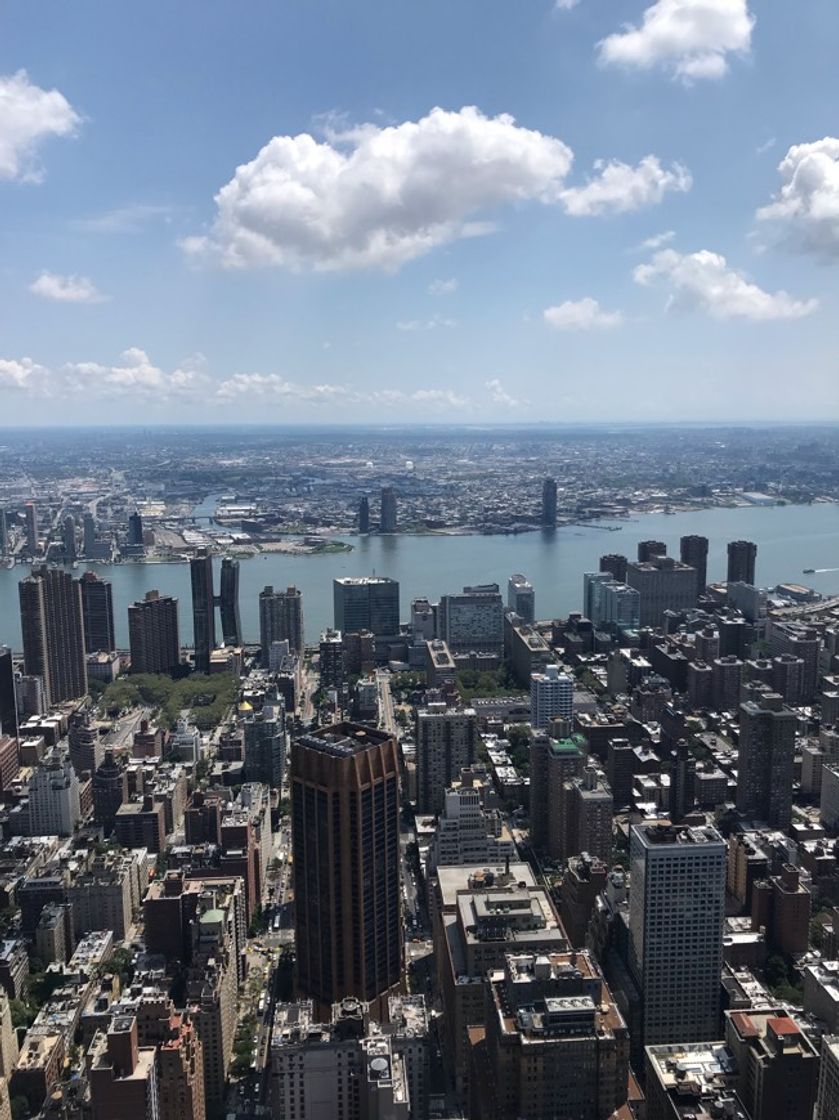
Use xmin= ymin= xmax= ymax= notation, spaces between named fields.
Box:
xmin=803 ymin=568 xmax=815 ymax=574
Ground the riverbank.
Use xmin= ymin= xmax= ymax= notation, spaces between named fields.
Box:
xmin=1 ymin=501 xmax=836 ymax=651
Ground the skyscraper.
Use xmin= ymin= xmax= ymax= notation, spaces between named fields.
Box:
xmin=128 ymin=590 xmax=181 ymax=675
xmin=626 ymin=556 xmax=698 ymax=627
xmin=599 ymin=553 xmax=628 ymax=581
xmin=62 ymin=515 xmax=76 ymax=562
xmin=24 ymin=502 xmax=38 ymax=556
xmin=541 ymin=477 xmax=557 ymax=527
xmin=629 ymin=823 xmax=725 ymax=1048
xmin=736 ymin=692 xmax=797 ymax=828
xmin=358 ymin=495 xmax=370 ymax=534
xmin=680 ymin=534 xmax=709 ymax=598
xmin=19 ymin=566 xmax=87 ymax=707
xmin=259 ymin=585 xmax=304 ymax=661
xmin=507 ymin=573 xmax=535 ymax=623
xmin=83 ymin=512 xmax=97 ymax=557
xmin=333 ymin=577 xmax=399 ymax=642
xmin=816 ymin=1036 xmax=839 ymax=1120
xmin=380 ymin=486 xmax=397 ymax=532
xmin=0 ymin=508 xmax=8 ymax=556
xmin=0 ymin=648 xmax=18 ymax=740
xmin=218 ymin=557 xmax=241 ymax=646
xmin=415 ymin=703 xmax=478 ymax=814
xmin=292 ymin=723 xmax=402 ymax=1015
xmin=127 ymin=510 xmax=144 ymax=547
xmin=438 ymin=583 xmax=504 ymax=654
xmin=728 ymin=539 xmax=757 ymax=585
xmin=190 ymin=550 xmax=215 ymax=674
xmin=79 ymin=571 xmax=115 ymax=653
xmin=637 ymin=539 xmax=666 ymax=563
xmin=530 ymin=664 xmax=574 ymax=730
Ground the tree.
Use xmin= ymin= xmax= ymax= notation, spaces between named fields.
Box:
xmin=11 ymin=1096 xmax=30 ymax=1120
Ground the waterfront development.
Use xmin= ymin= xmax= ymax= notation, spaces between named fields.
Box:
xmin=0 ymin=500 xmax=837 ymax=647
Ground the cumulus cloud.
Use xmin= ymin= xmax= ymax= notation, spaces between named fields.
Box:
xmin=756 ymin=138 xmax=839 ymax=258
xmin=183 ymin=106 xmax=689 ymax=271
xmin=0 ymin=70 xmax=80 ymax=181
xmin=560 ymin=157 xmax=691 ymax=217
xmin=369 ymin=388 xmax=469 ymax=409
xmin=638 ymin=229 xmax=676 ymax=251
xmin=215 ymin=372 xmax=352 ymax=404
xmin=0 ymin=357 xmax=48 ymax=392
xmin=62 ymin=348 xmax=209 ymax=398
xmin=598 ymin=0 xmax=755 ymax=82
xmin=30 ymin=271 xmax=107 ymax=304
xmin=544 ymin=297 xmax=624 ymax=330
xmin=183 ymin=107 xmax=573 ymax=271
xmin=634 ymin=248 xmax=818 ymax=320
xmin=429 ymin=277 xmax=458 ymax=295
xmin=555 ymin=0 xmax=581 ymax=9
xmin=486 ymin=378 xmax=527 ymax=408
xmin=396 ymin=315 xmax=457 ymax=331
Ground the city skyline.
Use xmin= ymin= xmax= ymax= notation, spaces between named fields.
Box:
xmin=2 ymin=1 xmax=838 ymax=425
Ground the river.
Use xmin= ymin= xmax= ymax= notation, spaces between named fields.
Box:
xmin=0 ymin=503 xmax=837 ymax=649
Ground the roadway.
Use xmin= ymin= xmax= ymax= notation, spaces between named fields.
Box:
xmin=376 ymin=668 xmax=397 ymax=735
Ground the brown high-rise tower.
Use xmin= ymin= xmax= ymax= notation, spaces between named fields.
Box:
xmin=19 ymin=566 xmax=87 ymax=707
xmin=291 ymin=722 xmax=402 ymax=1016
xmin=128 ymin=590 xmax=181 ymax=675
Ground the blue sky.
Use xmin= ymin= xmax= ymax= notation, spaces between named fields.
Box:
xmin=1 ymin=0 xmax=837 ymax=425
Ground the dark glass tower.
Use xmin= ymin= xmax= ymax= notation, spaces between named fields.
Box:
xmin=358 ymin=495 xmax=370 ymax=534
xmin=380 ymin=487 xmax=397 ymax=532
xmin=680 ymin=534 xmax=709 ymax=598
xmin=127 ymin=511 xmax=144 ymax=547
xmin=541 ymin=478 xmax=557 ymax=527
xmin=190 ymin=550 xmax=216 ymax=674
xmin=292 ymin=722 xmax=402 ymax=1014
xmin=727 ymin=539 xmax=757 ymax=585
xmin=0 ymin=647 xmax=18 ymax=739
xmin=80 ymin=571 xmax=115 ymax=653
xmin=219 ymin=557 xmax=242 ymax=646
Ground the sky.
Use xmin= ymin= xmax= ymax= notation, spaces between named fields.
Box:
xmin=0 ymin=0 xmax=837 ymax=426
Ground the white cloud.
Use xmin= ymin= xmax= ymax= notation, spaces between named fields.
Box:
xmin=0 ymin=357 xmax=48 ymax=392
xmin=555 ymin=0 xmax=581 ymax=9
xmin=633 ymin=248 xmax=818 ymax=320
xmin=369 ymin=388 xmax=469 ymax=409
xmin=184 ymin=106 xmax=573 ymax=271
xmin=756 ymin=138 xmax=839 ymax=258
xmin=559 ymin=157 xmax=691 ymax=217
xmin=30 ymin=271 xmax=107 ymax=304
xmin=598 ymin=0 xmax=755 ymax=83
xmin=485 ymin=378 xmax=527 ymax=408
xmin=755 ymin=136 xmax=776 ymax=157
xmin=0 ymin=70 xmax=80 ymax=181
xmin=429 ymin=277 xmax=458 ymax=296
xmin=544 ymin=297 xmax=624 ymax=330
xmin=184 ymin=106 xmax=690 ymax=272
xmin=638 ymin=229 xmax=676 ymax=251
xmin=215 ymin=372 xmax=468 ymax=410
xmin=215 ymin=372 xmax=352 ymax=404
xmin=396 ymin=315 xmax=457 ymax=331
xmin=73 ymin=203 xmax=175 ymax=234
xmin=62 ymin=348 xmax=208 ymax=398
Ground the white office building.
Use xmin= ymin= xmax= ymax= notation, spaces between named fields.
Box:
xmin=530 ymin=665 xmax=573 ymax=730
xmin=28 ymin=755 xmax=81 ymax=837
xmin=629 ymin=823 xmax=725 ymax=1047
xmin=427 ymin=786 xmax=514 ymax=873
